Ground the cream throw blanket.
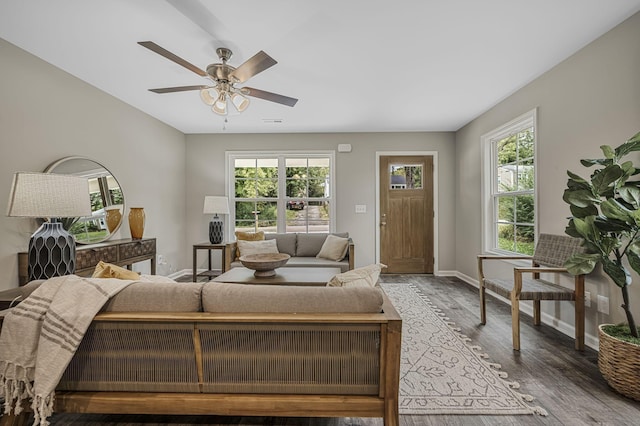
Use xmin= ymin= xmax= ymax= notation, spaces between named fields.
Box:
xmin=0 ymin=275 xmax=135 ymax=426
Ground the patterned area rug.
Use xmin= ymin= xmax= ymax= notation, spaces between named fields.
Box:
xmin=380 ymin=283 xmax=548 ymax=416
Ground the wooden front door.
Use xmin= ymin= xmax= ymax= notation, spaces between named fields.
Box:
xmin=380 ymin=155 xmax=434 ymax=273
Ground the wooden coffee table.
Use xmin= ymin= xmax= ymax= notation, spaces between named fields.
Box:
xmin=212 ymin=267 xmax=342 ymax=286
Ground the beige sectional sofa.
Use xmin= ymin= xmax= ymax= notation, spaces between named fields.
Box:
xmin=0 ymin=278 xmax=401 ymax=426
xmin=225 ymin=232 xmax=355 ymax=272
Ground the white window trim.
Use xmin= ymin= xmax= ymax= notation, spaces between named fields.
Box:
xmin=481 ymin=108 xmax=538 ymax=255
xmin=226 ymin=150 xmax=336 ymax=236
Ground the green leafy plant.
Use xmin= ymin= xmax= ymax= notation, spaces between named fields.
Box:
xmin=563 ymin=131 xmax=640 ymax=338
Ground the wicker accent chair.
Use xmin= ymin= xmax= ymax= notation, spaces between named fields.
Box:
xmin=477 ymin=233 xmax=587 ymax=351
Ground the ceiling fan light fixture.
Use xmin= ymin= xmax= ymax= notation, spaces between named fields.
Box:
xmin=200 ymin=88 xmax=219 ymax=106
xmin=212 ymin=91 xmax=228 ymax=115
xmin=231 ymin=92 xmax=250 ymax=112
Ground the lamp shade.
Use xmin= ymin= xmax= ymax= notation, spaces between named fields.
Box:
xmin=203 ymin=196 xmax=230 ymax=215
xmin=7 ymin=172 xmax=91 ymax=218
xmin=6 ymin=172 xmax=92 ymax=282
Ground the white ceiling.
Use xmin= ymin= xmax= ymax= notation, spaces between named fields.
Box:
xmin=1 ymin=0 xmax=639 ymax=134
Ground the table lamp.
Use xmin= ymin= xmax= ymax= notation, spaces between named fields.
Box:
xmin=7 ymin=172 xmax=91 ymax=281
xmin=203 ymin=196 xmax=229 ymax=244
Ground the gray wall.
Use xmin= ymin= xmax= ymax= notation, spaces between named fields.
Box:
xmin=3 ymin=10 xmax=639 ymax=348
xmin=0 ymin=38 xmax=187 ymax=290
xmin=185 ymin=132 xmax=457 ymax=272
xmin=455 ymin=12 xmax=640 ymax=342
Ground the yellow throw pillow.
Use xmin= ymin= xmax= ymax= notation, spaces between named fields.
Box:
xmin=235 ymin=231 xmax=265 ymax=241
xmin=92 ymin=261 xmax=140 ymax=280
xmin=235 ymin=231 xmax=265 ymax=258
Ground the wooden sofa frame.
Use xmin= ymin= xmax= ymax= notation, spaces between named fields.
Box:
xmin=0 ymin=296 xmax=401 ymax=426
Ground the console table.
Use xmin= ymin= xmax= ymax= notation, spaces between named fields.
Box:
xmin=18 ymin=237 xmax=156 ymax=285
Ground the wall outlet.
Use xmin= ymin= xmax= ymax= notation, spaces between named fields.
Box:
xmin=584 ymin=291 xmax=591 ymax=308
xmin=597 ymin=295 xmax=610 ymax=315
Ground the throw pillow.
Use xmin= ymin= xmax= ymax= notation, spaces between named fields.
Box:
xmin=235 ymin=231 xmax=265 ymax=259
xmin=327 ymin=263 xmax=386 ymax=288
xmin=235 ymin=230 xmax=265 ymax=241
xmin=236 ymin=239 xmax=279 ymax=258
xmin=316 ymin=234 xmax=350 ymax=261
xmin=92 ymin=261 xmax=140 ymax=280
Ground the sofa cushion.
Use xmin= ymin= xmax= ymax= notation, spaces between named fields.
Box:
xmin=296 ymin=232 xmax=348 ymax=257
xmin=327 ymin=264 xmax=386 ymax=288
xmin=236 ymin=239 xmax=279 ymax=258
xmin=202 ymin=283 xmax=383 ymax=313
xmin=316 ymin=234 xmax=350 ymax=261
xmin=285 ymin=257 xmax=350 ymax=272
xmin=101 ymin=280 xmax=203 ymax=312
xmin=265 ymin=233 xmax=296 ymax=256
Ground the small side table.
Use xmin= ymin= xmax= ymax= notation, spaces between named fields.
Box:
xmin=193 ymin=242 xmax=227 ymax=282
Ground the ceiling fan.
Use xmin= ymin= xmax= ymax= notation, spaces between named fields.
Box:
xmin=138 ymin=41 xmax=298 ymax=116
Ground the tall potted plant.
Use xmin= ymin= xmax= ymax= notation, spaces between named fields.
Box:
xmin=563 ymin=130 xmax=640 ymax=400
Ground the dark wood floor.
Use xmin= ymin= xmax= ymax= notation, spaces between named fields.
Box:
xmin=22 ymin=275 xmax=640 ymax=425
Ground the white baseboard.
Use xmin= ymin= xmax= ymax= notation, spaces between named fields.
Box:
xmin=455 ymin=271 xmax=599 ymax=350
xmin=435 ymin=270 xmax=457 ymax=277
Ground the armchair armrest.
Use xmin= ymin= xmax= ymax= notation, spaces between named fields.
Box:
xmin=514 ymin=267 xmax=570 ymax=274
xmin=477 ymin=254 xmax=534 ymax=283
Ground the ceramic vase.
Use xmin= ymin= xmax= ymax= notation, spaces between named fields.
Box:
xmin=129 ymin=207 xmax=145 ymax=239
xmin=105 ymin=206 xmax=122 ymax=233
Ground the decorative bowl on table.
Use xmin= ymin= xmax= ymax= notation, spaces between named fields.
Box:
xmin=239 ymin=253 xmax=291 ymax=277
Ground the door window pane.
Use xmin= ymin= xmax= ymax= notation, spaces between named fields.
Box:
xmin=389 ymin=164 xmax=422 ymax=189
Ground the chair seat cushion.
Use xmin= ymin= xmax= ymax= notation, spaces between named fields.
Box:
xmin=484 ymin=278 xmax=576 ymax=301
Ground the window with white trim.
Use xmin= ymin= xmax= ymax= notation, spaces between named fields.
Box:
xmin=482 ymin=109 xmax=537 ymax=255
xmin=228 ymin=151 xmax=335 ymax=234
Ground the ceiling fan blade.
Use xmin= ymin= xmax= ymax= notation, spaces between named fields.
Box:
xmin=243 ymin=87 xmax=298 ymax=107
xmin=229 ymin=51 xmax=277 ymax=83
xmin=149 ymin=85 xmax=209 ymax=94
xmin=138 ymin=41 xmax=207 ymax=77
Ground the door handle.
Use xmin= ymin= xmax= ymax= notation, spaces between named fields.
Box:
xmin=380 ymin=213 xmax=386 ymax=227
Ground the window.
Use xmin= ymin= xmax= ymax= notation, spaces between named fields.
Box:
xmin=482 ymin=109 xmax=536 ymax=255
xmin=228 ymin=152 xmax=335 ymax=234
xmin=389 ymin=164 xmax=423 ymax=190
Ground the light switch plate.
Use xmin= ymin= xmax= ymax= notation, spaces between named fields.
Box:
xmin=355 ymin=205 xmax=366 ymax=213
xmin=597 ymin=295 xmax=609 ymax=315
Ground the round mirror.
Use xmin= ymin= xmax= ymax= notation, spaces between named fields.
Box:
xmin=45 ymin=156 xmax=124 ymax=244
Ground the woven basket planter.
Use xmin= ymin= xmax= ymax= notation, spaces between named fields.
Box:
xmin=598 ymin=324 xmax=640 ymax=401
